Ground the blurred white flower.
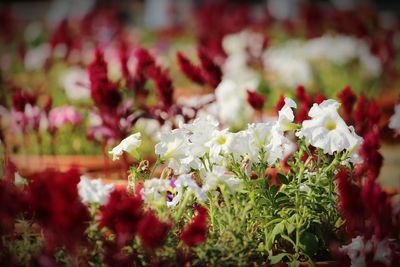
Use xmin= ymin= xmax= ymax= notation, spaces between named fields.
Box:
xmin=296 ymin=99 xmax=362 ymax=154
xmin=263 ymin=44 xmax=313 ymax=88
xmin=389 ymin=103 xmax=400 ymax=135
xmin=109 ymin=132 xmax=142 ymax=161
xmin=24 ymin=43 xmax=51 ymax=71
xmin=78 ymin=176 xmax=114 ymax=205
xmin=142 ymin=178 xmax=170 ymax=204
xmin=215 ymin=79 xmax=251 ymax=127
xmin=60 ymin=68 xmax=90 ymax=100
xmin=340 ymin=235 xmax=394 ymax=267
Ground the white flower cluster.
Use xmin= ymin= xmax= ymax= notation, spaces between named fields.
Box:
xmin=111 ymin=98 xmax=362 ymax=208
xmin=142 ymin=99 xmax=297 ymax=207
xmin=263 ymin=34 xmax=382 ymax=88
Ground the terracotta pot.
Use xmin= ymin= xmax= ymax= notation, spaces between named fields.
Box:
xmin=9 ymin=154 xmax=139 ymax=178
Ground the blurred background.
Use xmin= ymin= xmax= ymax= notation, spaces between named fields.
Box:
xmin=0 ymin=0 xmax=399 ymax=189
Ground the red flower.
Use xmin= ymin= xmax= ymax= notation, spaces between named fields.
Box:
xmin=295 ymin=85 xmax=311 ymax=106
xmin=12 ymin=90 xmax=37 ymax=112
xmin=147 ymin=66 xmax=174 ymax=108
xmin=0 ymin=178 xmax=26 ymax=236
xmin=296 ymin=102 xmax=310 ymax=123
xmin=177 ymin=52 xmax=206 ymax=85
xmin=275 ymin=95 xmax=285 ymax=116
xmin=247 ymin=90 xmax=265 ymax=111
xmin=354 ymin=94 xmax=367 ymax=135
xmin=367 ymin=99 xmax=380 ymax=128
xmin=88 ymin=49 xmax=121 ymax=111
xmin=137 ymin=210 xmax=171 ymax=250
xmin=100 ymin=189 xmax=143 ymax=237
xmin=361 ymin=178 xmax=395 ymax=238
xmin=180 ymin=206 xmax=208 ymax=246
xmin=28 ymin=169 xmax=90 ymax=252
xmin=198 ymin=47 xmax=222 ymax=88
xmin=337 ymin=86 xmax=357 ymax=121
xmin=336 ymin=168 xmax=365 ymax=232
xmin=49 ymin=19 xmax=71 ymax=51
xmin=314 ymin=93 xmax=326 ymax=104
xmin=358 ymin=131 xmax=383 ymax=180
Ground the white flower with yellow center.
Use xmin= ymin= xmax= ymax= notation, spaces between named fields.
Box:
xmin=109 ymin=133 xmax=142 ymax=161
xmin=206 ymin=129 xmax=234 ymax=161
xmin=296 ymin=99 xmax=362 ymax=155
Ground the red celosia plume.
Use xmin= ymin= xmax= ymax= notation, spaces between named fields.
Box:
xmin=180 ymin=206 xmax=208 ymax=246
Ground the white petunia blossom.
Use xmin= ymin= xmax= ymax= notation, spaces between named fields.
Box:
xmin=155 ymin=129 xmax=189 ymax=172
xmin=167 ymin=174 xmax=207 ymax=208
xmin=78 ymin=176 xmax=114 ymax=205
xmin=278 ymin=97 xmax=297 ymax=131
xmin=109 ymin=133 xmax=142 ymax=161
xmin=206 ymin=129 xmax=235 ymax=162
xmin=141 ymin=178 xmax=171 ymax=204
xmin=296 ymin=99 xmax=362 ymax=155
xmin=388 ymin=103 xmax=400 ymax=135
xmin=202 ymin=166 xmax=242 ymax=193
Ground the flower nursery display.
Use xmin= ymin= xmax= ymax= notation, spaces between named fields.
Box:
xmin=1 ymin=1 xmax=400 ymax=267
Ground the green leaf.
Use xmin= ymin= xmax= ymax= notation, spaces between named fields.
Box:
xmin=299 ymin=231 xmax=319 ymax=256
xmin=287 ymin=260 xmax=300 ymax=267
xmin=269 ymin=253 xmax=288 ymax=264
xmin=277 ymin=173 xmax=289 ymax=184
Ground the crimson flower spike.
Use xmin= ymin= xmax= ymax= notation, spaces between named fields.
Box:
xmin=247 ymin=90 xmax=265 ymax=111
xmin=176 ymin=51 xmax=206 ymax=85
xmin=198 ymin=47 xmax=222 ymax=88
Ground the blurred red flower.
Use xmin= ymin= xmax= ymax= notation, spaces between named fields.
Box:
xmin=137 ymin=210 xmax=171 ymax=250
xmin=100 ymin=189 xmax=143 ymax=238
xmin=180 ymin=206 xmax=208 ymax=246
xmin=247 ymin=90 xmax=265 ymax=111
xmin=28 ymin=168 xmax=90 ymax=252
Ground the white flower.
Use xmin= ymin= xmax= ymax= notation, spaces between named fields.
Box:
xmin=278 ymin=97 xmax=297 ymax=131
xmin=215 ymin=79 xmax=251 ymax=127
xmin=60 ymin=68 xmax=90 ymax=100
xmin=155 ymin=129 xmax=189 ymax=172
xmin=141 ymin=178 xmax=171 ymax=204
xmin=167 ymin=174 xmax=207 ymax=208
xmin=24 ymin=43 xmax=51 ymax=71
xmin=181 ymin=116 xmax=219 ymax=158
xmin=14 ymin=172 xmax=28 ymax=187
xmin=263 ymin=43 xmax=313 ymax=88
xmin=340 ymin=236 xmax=395 ymax=267
xmin=109 ymin=133 xmax=142 ymax=161
xmin=77 ymin=176 xmax=114 ymax=205
xmin=202 ymin=166 xmax=242 ymax=193
xmin=389 ymin=103 xmax=400 ymax=135
xmin=299 ymin=184 xmax=310 ymax=193
xmin=206 ymin=129 xmax=234 ymax=161
xmin=296 ymin=99 xmax=362 ymax=155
